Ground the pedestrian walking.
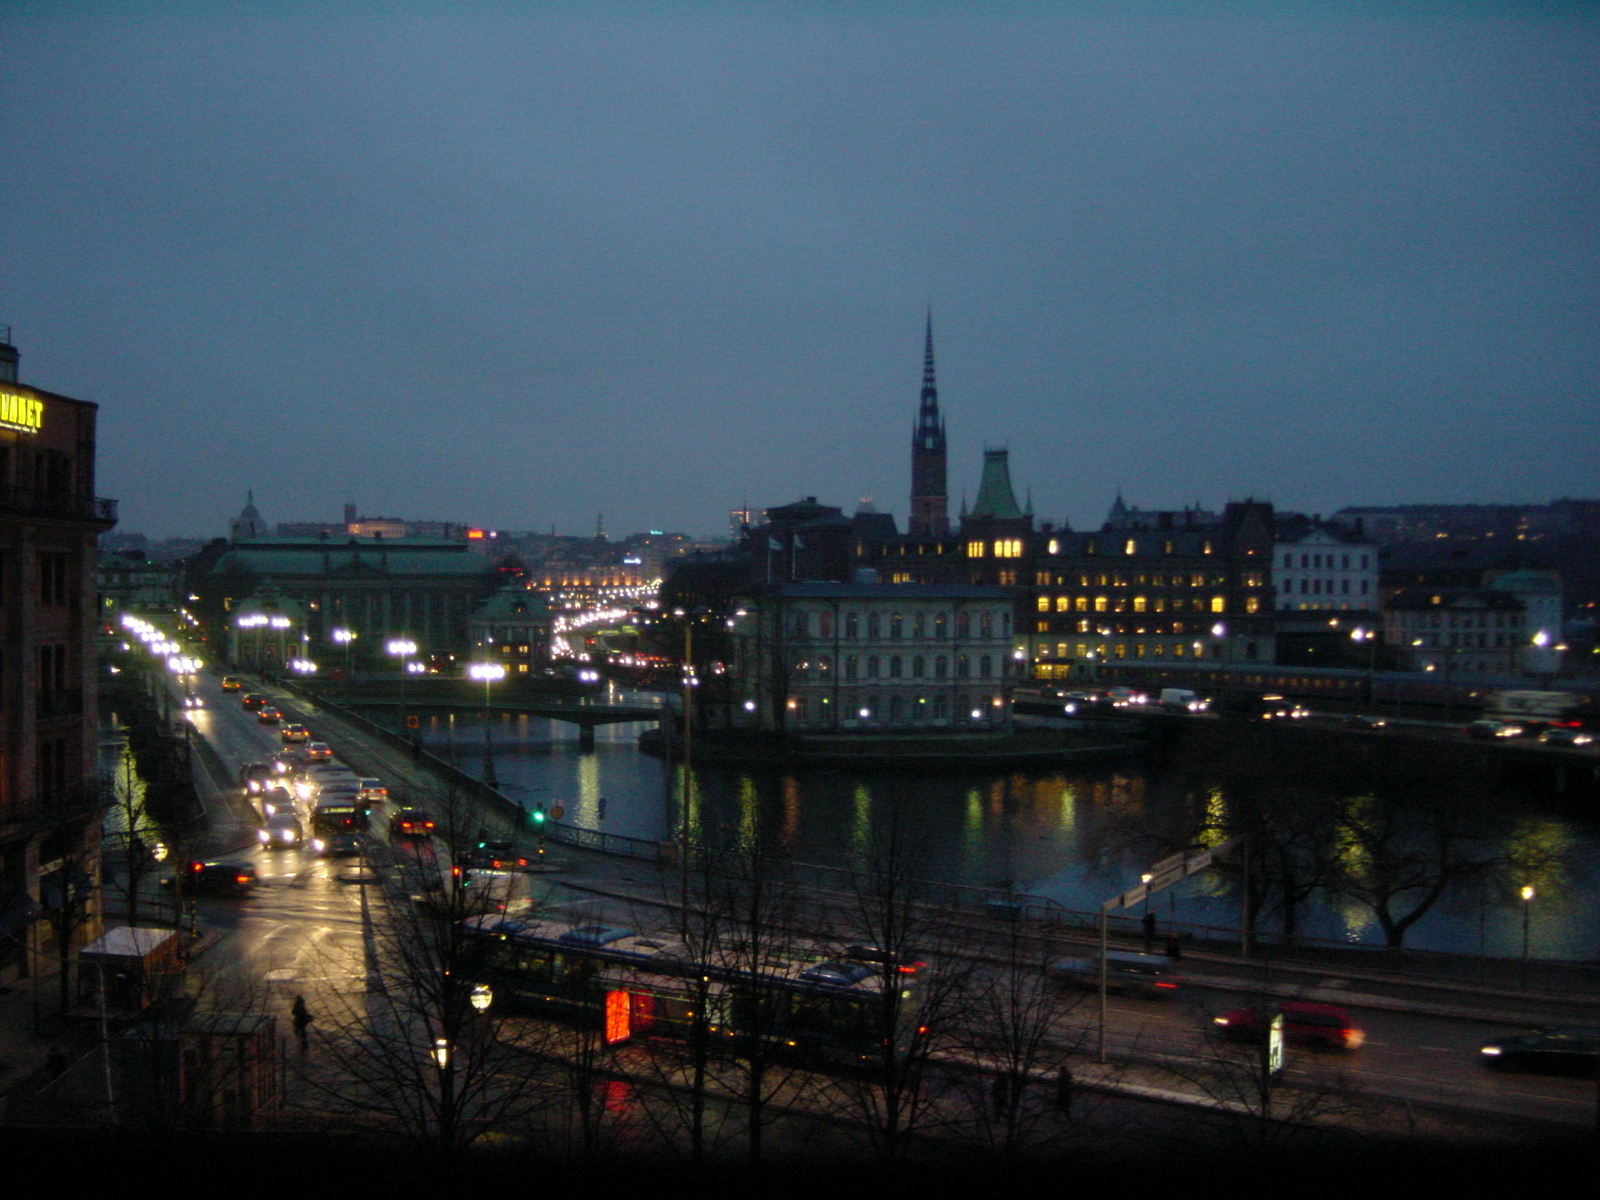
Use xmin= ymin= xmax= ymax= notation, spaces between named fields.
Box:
xmin=292 ymin=994 xmax=314 ymax=1052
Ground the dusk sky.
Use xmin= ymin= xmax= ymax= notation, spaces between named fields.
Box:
xmin=3 ymin=3 xmax=1596 ymax=541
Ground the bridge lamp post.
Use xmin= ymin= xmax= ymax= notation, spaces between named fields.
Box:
xmin=468 ymin=661 xmax=506 ymax=789
xmin=269 ymin=615 xmax=292 ymax=673
xmin=387 ymin=638 xmax=418 ymax=735
xmin=331 ymin=627 xmax=355 ymax=689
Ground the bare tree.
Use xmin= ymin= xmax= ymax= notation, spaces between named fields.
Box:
xmin=825 ymin=804 xmax=971 ymax=1163
xmin=947 ymin=920 xmax=1088 ymax=1160
xmin=101 ymin=745 xmax=166 ymax=933
xmin=294 ymin=781 xmax=548 ymax=1155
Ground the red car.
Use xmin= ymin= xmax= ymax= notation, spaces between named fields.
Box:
xmin=1213 ymin=1000 xmax=1364 ymax=1050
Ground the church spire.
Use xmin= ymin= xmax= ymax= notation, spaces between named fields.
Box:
xmin=909 ymin=309 xmax=949 ymax=537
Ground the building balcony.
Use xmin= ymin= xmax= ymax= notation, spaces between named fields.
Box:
xmin=0 ymin=488 xmax=118 ymax=526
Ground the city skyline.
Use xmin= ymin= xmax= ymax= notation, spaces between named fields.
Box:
xmin=3 ymin=5 xmax=1597 ymax=539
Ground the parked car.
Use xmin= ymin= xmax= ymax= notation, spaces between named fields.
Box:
xmin=1481 ymin=1027 xmax=1600 ymax=1077
xmin=164 ymin=860 xmax=258 ymax=895
xmin=1212 ymin=1001 xmax=1365 ymax=1050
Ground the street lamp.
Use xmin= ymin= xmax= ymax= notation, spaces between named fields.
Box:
xmin=269 ymin=615 xmax=291 ymax=672
xmin=331 ymin=627 xmax=356 ymax=687
xmin=467 ymin=661 xmax=506 ymax=789
xmin=1520 ymin=884 xmax=1536 ymax=988
xmin=387 ymin=638 xmax=418 ymax=736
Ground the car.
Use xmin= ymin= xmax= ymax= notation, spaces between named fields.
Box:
xmin=260 ymin=785 xmax=295 ymax=817
xmin=798 ymin=961 xmax=875 ymax=987
xmin=1345 ymin=714 xmax=1387 ymax=731
xmin=844 ymin=942 xmax=926 ymax=974
xmin=241 ymin=692 xmax=266 ymax=710
xmin=164 ymin=859 xmax=258 ymax=895
xmin=281 ymin=723 xmax=311 ymax=743
xmin=463 ymin=839 xmax=528 ymax=870
xmin=390 ymin=809 xmax=436 ymax=839
xmin=1259 ymin=695 xmax=1309 ymax=720
xmin=357 ymin=778 xmax=389 ymax=804
xmin=239 ymin=762 xmax=275 ymax=796
xmin=221 ymin=676 xmax=243 ymax=691
xmin=257 ymin=706 xmax=282 ymax=724
xmin=1049 ymin=951 xmax=1180 ymax=999
xmin=1481 ymin=1027 xmax=1600 ymax=1077
xmin=258 ymin=812 xmax=305 ymax=849
xmin=306 ymin=742 xmax=333 ymax=762
xmin=1467 ymin=719 xmax=1523 ymax=740
xmin=181 ymin=693 xmax=204 ymax=709
xmin=1539 ymin=727 xmax=1594 ymax=747
xmin=1212 ymin=1001 xmax=1364 ymax=1050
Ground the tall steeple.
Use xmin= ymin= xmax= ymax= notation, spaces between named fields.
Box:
xmin=909 ymin=309 xmax=949 ymax=537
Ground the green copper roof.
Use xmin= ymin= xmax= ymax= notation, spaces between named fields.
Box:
xmin=969 ymin=449 xmax=1022 ymax=520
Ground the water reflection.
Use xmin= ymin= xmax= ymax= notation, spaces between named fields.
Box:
xmin=410 ymin=710 xmax=1599 ymax=961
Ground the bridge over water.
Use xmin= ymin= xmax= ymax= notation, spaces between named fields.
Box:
xmin=328 ymin=694 xmax=664 ymax=749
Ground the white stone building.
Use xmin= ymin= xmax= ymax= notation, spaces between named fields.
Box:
xmin=729 ymin=583 xmax=1018 ymax=732
xmin=1273 ymin=526 xmax=1379 ymax=612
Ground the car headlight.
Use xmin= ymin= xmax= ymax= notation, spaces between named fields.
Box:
xmin=1480 ymin=1046 xmax=1502 ymax=1056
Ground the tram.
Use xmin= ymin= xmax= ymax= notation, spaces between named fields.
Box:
xmin=462 ymin=915 xmax=920 ymax=1066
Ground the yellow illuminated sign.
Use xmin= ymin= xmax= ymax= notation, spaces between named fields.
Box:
xmin=0 ymin=388 xmax=43 ymax=434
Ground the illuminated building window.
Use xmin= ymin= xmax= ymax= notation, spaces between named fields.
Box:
xmin=1135 ymin=643 xmax=1146 ymax=657
xmin=1152 ymin=643 xmax=1164 ymax=657
xmin=1054 ymin=596 xmax=1070 ymax=612
xmin=1047 ymin=539 xmax=1060 ymax=555
xmin=1246 ymin=596 xmax=1260 ymax=614
xmin=1038 ymin=596 xmax=1051 ymax=613
xmin=1075 ymin=596 xmax=1088 ymax=612
xmin=1114 ymin=643 xmax=1126 ymax=658
xmin=1125 ymin=539 xmax=1136 ymax=555
xmin=995 ymin=539 xmax=1023 ymax=557
xmin=1173 ymin=642 xmax=1184 ymax=657
xmin=1094 ymin=596 xmax=1108 ymax=613
xmin=967 ymin=541 xmax=986 ymax=558
xmin=998 ymin=569 xmax=1017 ymax=585
xmin=1191 ymin=573 xmax=1205 ymax=587
xmin=1133 ymin=596 xmax=1147 ymax=613
xmin=1203 ymin=540 xmax=1213 ymax=554
xmin=1154 ymin=598 xmax=1166 ymax=613
xmin=1211 ymin=596 xmax=1226 ymax=613
xmin=1076 ymin=619 xmax=1089 ymax=633
xmin=1036 ymin=621 xmax=1049 ymax=633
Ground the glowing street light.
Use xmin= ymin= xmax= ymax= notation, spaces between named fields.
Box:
xmin=388 ymin=638 xmax=418 ymax=736
xmin=467 ymin=661 xmax=506 ymax=788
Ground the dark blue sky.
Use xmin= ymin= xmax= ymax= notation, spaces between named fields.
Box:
xmin=3 ymin=3 xmax=1596 ymax=539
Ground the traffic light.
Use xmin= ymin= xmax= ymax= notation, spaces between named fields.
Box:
xmin=531 ymin=805 xmax=546 ymax=826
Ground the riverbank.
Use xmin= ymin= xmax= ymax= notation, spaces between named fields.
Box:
xmin=638 ymin=726 xmax=1144 ymax=771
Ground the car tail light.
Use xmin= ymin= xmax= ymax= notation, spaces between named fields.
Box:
xmin=1155 ymin=981 xmax=1178 ymax=989
xmin=236 ymin=875 xmax=251 ymax=884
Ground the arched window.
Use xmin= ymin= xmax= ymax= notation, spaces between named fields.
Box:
xmin=845 ymin=655 xmax=858 ymax=680
xmin=889 ymin=655 xmax=902 ymax=678
xmin=819 ymin=613 xmax=833 ymax=638
xmin=979 ymin=655 xmax=991 ymax=679
xmin=844 ymin=612 xmax=858 ymax=638
xmin=889 ymin=613 xmax=903 ymax=640
xmin=957 ymin=655 xmax=970 ymax=679
xmin=912 ymin=655 xmax=925 ymax=678
xmin=867 ymin=612 xmax=881 ymax=638
xmin=934 ymin=655 xmax=948 ymax=679
xmin=867 ymin=655 xmax=880 ymax=678
xmin=956 ymin=612 xmax=970 ymax=638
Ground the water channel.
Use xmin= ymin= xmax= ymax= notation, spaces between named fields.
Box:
xmin=395 ymin=695 xmax=1600 ymax=964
